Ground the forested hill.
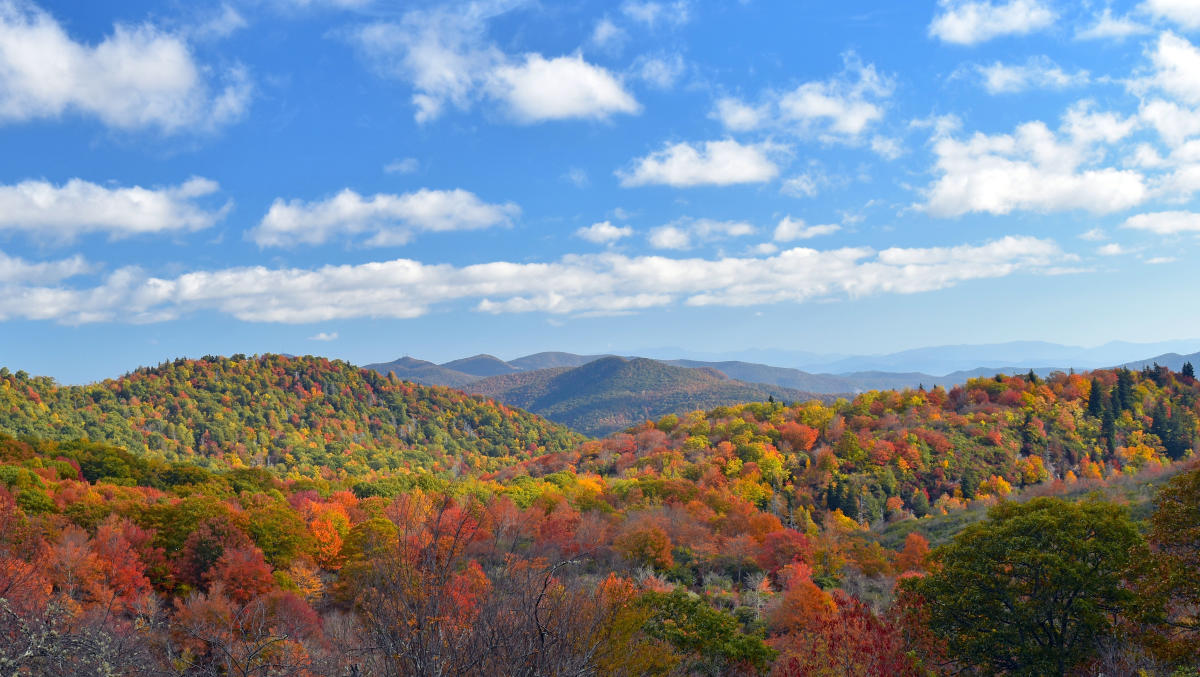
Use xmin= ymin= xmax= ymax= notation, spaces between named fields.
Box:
xmin=0 ymin=354 xmax=583 ymax=477
xmin=468 ymin=356 xmax=828 ymax=436
xmin=506 ymin=364 xmax=1199 ymax=526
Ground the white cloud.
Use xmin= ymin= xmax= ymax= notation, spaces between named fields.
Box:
xmin=648 ymin=217 xmax=755 ymax=250
xmin=711 ymin=97 xmax=765 ymax=132
xmin=252 ymin=188 xmax=519 ymax=247
xmin=189 ymin=4 xmax=247 ymax=41
xmin=781 ymin=173 xmax=820 ymax=198
xmin=1061 ymin=101 xmax=1137 ymax=145
xmin=0 ymin=1 xmax=250 ymax=132
xmin=1143 ymin=0 xmax=1200 ymax=30
xmin=1076 ymin=8 xmax=1149 ymax=40
xmin=1134 ymin=32 xmax=1200 ymax=104
xmin=777 ymin=53 xmax=893 ymax=139
xmin=577 ymin=220 xmax=632 ymax=243
xmin=710 ymin=54 xmax=892 ymax=145
xmin=0 ymin=250 xmax=93 ymax=284
xmin=923 ymin=121 xmax=1148 ymax=217
xmin=308 ymin=331 xmax=338 ymax=341
xmin=975 ymin=57 xmax=1089 ymax=94
xmin=1145 ymin=256 xmax=1176 ymax=263
xmin=1122 ymin=210 xmax=1200 ymax=233
xmin=929 ymin=0 xmax=1056 ymax=45
xmin=648 ymin=225 xmax=690 ymax=249
xmin=0 ymin=236 xmax=1067 ymax=324
xmin=632 ymin=52 xmax=685 ymax=89
xmin=353 ymin=4 xmax=638 ymax=124
xmin=0 ymin=177 xmax=226 ymax=241
xmin=1079 ymin=227 xmax=1107 ymax=241
xmin=618 ymin=139 xmax=780 ymax=187
xmin=1140 ymin=99 xmax=1200 ymax=147
xmin=774 ymin=216 xmax=840 ymax=242
xmin=621 ymin=1 xmax=689 ymax=28
xmin=488 ymin=53 xmax=639 ymax=122
xmin=590 ymin=18 xmax=626 ymax=50
xmin=1097 ymin=242 xmax=1126 ymax=255
xmin=870 ymin=135 xmax=904 ymax=159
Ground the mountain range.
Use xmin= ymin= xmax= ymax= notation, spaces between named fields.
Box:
xmin=363 ymin=344 xmax=1200 ymax=435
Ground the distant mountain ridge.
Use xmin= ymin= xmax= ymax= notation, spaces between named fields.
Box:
xmin=362 ymin=342 xmax=1200 ymax=435
xmin=468 ymin=356 xmax=827 ymax=436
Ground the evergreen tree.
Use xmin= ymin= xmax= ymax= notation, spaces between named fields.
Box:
xmin=1087 ymin=378 xmax=1105 ymax=418
xmin=1101 ymin=406 xmax=1117 ymax=456
xmin=1183 ymin=362 xmax=1195 ymax=379
xmin=1116 ymin=368 xmax=1135 ymax=412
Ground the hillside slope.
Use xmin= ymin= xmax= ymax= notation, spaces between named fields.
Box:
xmin=0 ymin=354 xmax=583 ymax=477
xmin=361 ymin=356 xmax=480 ymax=388
xmin=470 ymin=356 xmax=828 ymax=435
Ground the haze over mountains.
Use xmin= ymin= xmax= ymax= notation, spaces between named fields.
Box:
xmin=362 ymin=341 xmax=1200 ymax=435
xmin=365 ymin=340 xmax=1200 ymax=392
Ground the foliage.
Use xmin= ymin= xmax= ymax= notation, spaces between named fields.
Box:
xmin=0 ymin=354 xmax=583 ymax=477
xmin=900 ymin=497 xmax=1148 ymax=676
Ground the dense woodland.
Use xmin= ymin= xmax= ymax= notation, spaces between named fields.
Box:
xmin=0 ymin=354 xmax=1198 ymax=675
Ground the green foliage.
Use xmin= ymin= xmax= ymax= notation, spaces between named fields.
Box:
xmin=0 ymin=354 xmax=583 ymax=477
xmin=638 ymin=589 xmax=775 ymax=674
xmin=901 ymin=497 xmax=1148 ymax=676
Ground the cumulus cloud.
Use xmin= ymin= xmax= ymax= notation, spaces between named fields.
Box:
xmin=1096 ymin=242 xmax=1126 ymax=255
xmin=308 ymin=331 xmax=338 ymax=341
xmin=618 ymin=139 xmax=780 ymax=187
xmin=0 ymin=250 xmax=93 ymax=284
xmin=711 ymin=97 xmax=766 ymax=132
xmin=929 ymin=0 xmax=1056 ymax=45
xmin=1075 ymin=8 xmax=1149 ymax=40
xmin=1122 ymin=210 xmax=1200 ymax=233
xmin=576 ymin=220 xmax=632 ymax=243
xmin=712 ymin=53 xmax=892 ymax=144
xmin=1139 ymin=99 xmax=1200 ymax=147
xmin=0 ymin=177 xmax=227 ymax=241
xmin=351 ymin=3 xmax=638 ymax=124
xmin=778 ymin=54 xmax=893 ymax=139
xmin=922 ymin=120 xmax=1148 ymax=217
xmin=0 ymin=1 xmax=250 ymax=132
xmin=773 ymin=216 xmax=840 ymax=242
xmin=489 ymin=53 xmax=639 ymax=122
xmin=975 ymin=57 xmax=1089 ymax=94
xmin=0 ymin=236 xmax=1067 ymax=324
xmin=1133 ymin=32 xmax=1200 ymax=104
xmin=1143 ymin=0 xmax=1200 ymax=30
xmin=647 ymin=217 xmax=755 ymax=249
xmin=252 ymin=188 xmax=519 ymax=247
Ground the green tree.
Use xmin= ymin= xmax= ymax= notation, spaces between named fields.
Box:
xmin=900 ymin=497 xmax=1146 ymax=676
xmin=1149 ymin=468 xmax=1200 ymax=639
xmin=637 ymin=589 xmax=775 ymax=675
xmin=1087 ymin=377 xmax=1105 ymax=418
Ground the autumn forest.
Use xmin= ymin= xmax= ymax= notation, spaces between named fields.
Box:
xmin=0 ymin=354 xmax=1198 ymax=675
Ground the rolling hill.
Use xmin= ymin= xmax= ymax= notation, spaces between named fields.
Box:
xmin=360 ymin=356 xmax=481 ymax=389
xmin=468 ymin=356 xmax=829 ymax=436
xmin=0 ymin=354 xmax=583 ymax=477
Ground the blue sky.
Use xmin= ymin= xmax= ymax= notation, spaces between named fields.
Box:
xmin=2 ymin=0 xmax=1200 ymax=383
